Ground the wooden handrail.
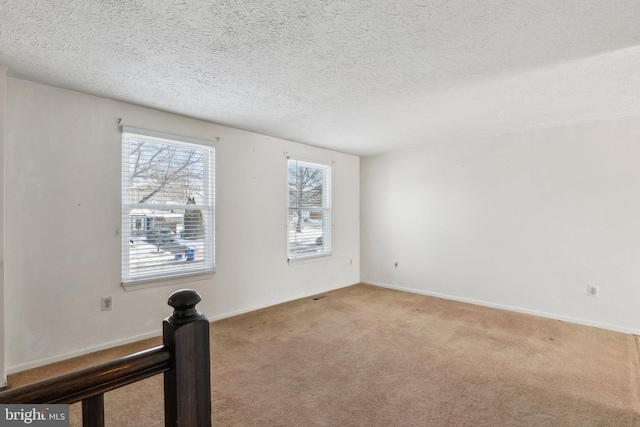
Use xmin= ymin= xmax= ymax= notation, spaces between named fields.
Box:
xmin=0 ymin=345 xmax=170 ymax=404
xmin=0 ymin=288 xmax=212 ymax=427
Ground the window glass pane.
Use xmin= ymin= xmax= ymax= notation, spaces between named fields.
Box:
xmin=129 ymin=139 xmax=205 ymax=205
xmin=122 ymin=129 xmax=215 ymax=284
xmin=127 ymin=208 xmax=209 ymax=279
xmin=287 ymin=159 xmax=331 ymax=259
xmin=288 ymin=164 xmax=324 ymax=209
xmin=287 ymin=209 xmax=328 ymax=257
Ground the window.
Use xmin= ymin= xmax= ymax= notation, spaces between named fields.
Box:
xmin=287 ymin=158 xmax=331 ymax=260
xmin=122 ymin=127 xmax=215 ymax=285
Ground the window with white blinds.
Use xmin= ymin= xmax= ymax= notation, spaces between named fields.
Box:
xmin=287 ymin=158 xmax=331 ymax=260
xmin=122 ymin=127 xmax=215 ymax=285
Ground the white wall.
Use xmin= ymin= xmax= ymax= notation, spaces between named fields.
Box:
xmin=4 ymin=77 xmax=360 ymax=373
xmin=0 ymin=66 xmax=7 ymax=386
xmin=361 ymin=116 xmax=640 ymax=334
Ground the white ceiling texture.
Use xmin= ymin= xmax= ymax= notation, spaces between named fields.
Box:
xmin=1 ymin=1 xmax=640 ymax=156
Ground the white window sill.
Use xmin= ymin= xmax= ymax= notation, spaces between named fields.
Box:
xmin=287 ymin=253 xmax=332 ymax=265
xmin=122 ymin=270 xmax=215 ymax=291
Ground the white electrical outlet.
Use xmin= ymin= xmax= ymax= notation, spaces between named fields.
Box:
xmin=101 ymin=296 xmax=113 ymax=311
xmin=587 ymin=284 xmax=599 ymax=297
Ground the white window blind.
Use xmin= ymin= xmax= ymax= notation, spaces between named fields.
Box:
xmin=122 ymin=127 xmax=215 ymax=284
xmin=287 ymin=158 xmax=331 ymax=260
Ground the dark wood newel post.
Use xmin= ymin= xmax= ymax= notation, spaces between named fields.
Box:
xmin=163 ymin=289 xmax=212 ymax=427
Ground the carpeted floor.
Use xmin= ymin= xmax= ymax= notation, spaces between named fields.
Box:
xmin=9 ymin=284 xmax=640 ymax=426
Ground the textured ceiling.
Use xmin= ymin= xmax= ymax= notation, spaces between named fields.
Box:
xmin=1 ymin=0 xmax=640 ymax=156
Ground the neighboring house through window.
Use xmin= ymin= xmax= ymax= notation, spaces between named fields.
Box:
xmin=122 ymin=127 xmax=215 ymax=285
xmin=287 ymin=158 xmax=331 ymax=260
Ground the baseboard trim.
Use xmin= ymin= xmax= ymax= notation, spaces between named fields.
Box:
xmin=206 ymin=282 xmax=358 ymax=323
xmin=6 ymin=331 xmax=162 ymax=375
xmin=6 ymin=282 xmax=360 ymax=375
xmin=362 ymin=280 xmax=640 ymax=336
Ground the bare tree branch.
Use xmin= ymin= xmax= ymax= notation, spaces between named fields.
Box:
xmin=130 ymin=142 xmax=204 ymax=204
xmin=289 ymin=164 xmax=324 ymax=232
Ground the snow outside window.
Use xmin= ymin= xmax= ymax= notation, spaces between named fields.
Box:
xmin=122 ymin=127 xmax=215 ymax=285
xmin=287 ymin=158 xmax=331 ymax=260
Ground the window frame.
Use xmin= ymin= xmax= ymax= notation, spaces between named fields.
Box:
xmin=121 ymin=127 xmax=216 ymax=286
xmin=287 ymin=157 xmax=332 ymax=262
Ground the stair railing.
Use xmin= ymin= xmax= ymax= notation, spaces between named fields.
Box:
xmin=0 ymin=288 xmax=212 ymax=427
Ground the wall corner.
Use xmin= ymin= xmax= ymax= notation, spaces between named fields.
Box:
xmin=0 ymin=65 xmax=7 ymax=387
